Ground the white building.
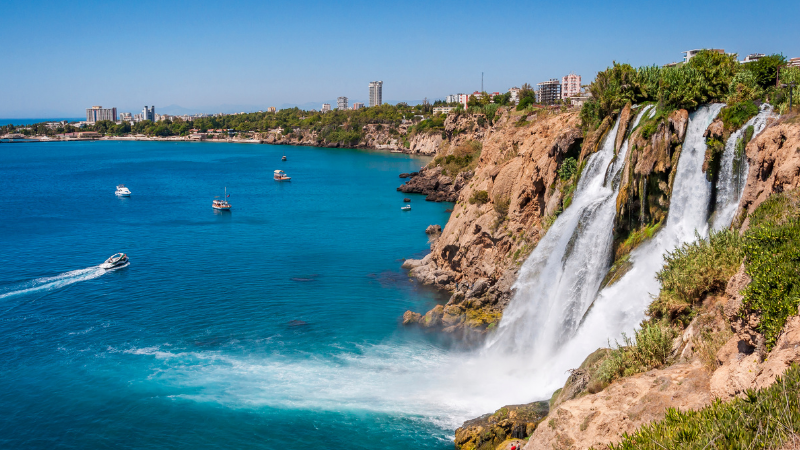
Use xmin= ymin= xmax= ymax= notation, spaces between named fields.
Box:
xmin=457 ymin=93 xmax=469 ymax=109
xmin=741 ymin=53 xmax=766 ymax=64
xmin=445 ymin=94 xmax=459 ymax=104
xmin=86 ymin=106 xmax=117 ymax=123
xmin=508 ymin=87 xmax=520 ymax=104
xmin=267 ymin=107 xmax=276 ymax=113
xmin=142 ymin=106 xmax=155 ymax=122
xmin=683 ymin=48 xmax=725 ymax=63
xmin=321 ymin=103 xmax=331 ymax=113
xmin=369 ymin=81 xmax=383 ymax=107
xmin=561 ymin=73 xmax=582 ymax=100
xmin=337 ymin=96 xmax=348 ymax=110
xmin=352 ymin=102 xmax=365 ymax=110
xmin=433 ymin=106 xmax=455 ymax=115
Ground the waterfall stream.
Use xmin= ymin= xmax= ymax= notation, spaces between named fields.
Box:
xmin=711 ymin=104 xmax=774 ymax=231
xmin=484 ymin=104 xmax=723 ymax=395
xmin=486 ymin=105 xmax=652 ymax=359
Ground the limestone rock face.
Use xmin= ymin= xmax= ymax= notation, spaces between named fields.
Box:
xmin=403 ymin=109 xmax=583 ymax=333
xmin=425 ymin=224 xmax=442 ymax=235
xmin=614 ymin=103 xmax=633 ymax=152
xmin=737 ymin=117 xmax=800 ymax=229
xmin=455 ymin=402 xmax=549 ymax=450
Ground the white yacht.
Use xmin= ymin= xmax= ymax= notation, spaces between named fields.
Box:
xmin=115 ymin=185 xmax=131 ymax=197
xmin=100 ymin=253 xmax=129 ymax=270
xmin=213 ymin=187 xmax=232 ymax=210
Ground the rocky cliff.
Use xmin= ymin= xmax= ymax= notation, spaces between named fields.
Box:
xmin=401 ymin=108 xmax=584 ymax=333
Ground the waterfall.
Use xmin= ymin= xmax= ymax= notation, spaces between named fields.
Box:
xmin=486 ymin=105 xmax=653 ymax=359
xmin=711 ymin=104 xmax=774 ymax=231
xmin=484 ymin=104 xmax=723 ymax=395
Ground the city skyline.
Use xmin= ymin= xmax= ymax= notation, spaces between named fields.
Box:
xmin=1 ymin=0 xmax=798 ymax=117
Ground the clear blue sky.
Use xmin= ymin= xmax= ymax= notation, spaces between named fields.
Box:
xmin=1 ymin=0 xmax=798 ymax=117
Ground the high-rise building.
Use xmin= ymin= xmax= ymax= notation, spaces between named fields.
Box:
xmin=267 ymin=107 xmax=276 ymax=113
xmin=445 ymin=94 xmax=459 ymax=104
xmin=352 ymin=103 xmax=365 ymax=110
xmin=337 ymin=96 xmax=348 ymax=110
xmin=536 ymin=79 xmax=561 ymax=105
xmin=86 ymin=106 xmax=117 ymax=123
xmin=369 ymin=81 xmax=383 ymax=107
xmin=142 ymin=106 xmax=155 ymax=122
xmin=561 ymin=73 xmax=581 ymax=100
xmin=321 ymin=103 xmax=331 ymax=113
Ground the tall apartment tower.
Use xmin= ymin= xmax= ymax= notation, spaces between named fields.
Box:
xmin=536 ymin=79 xmax=561 ymax=105
xmin=86 ymin=106 xmax=117 ymax=123
xmin=368 ymin=81 xmax=383 ymax=107
xmin=561 ymin=73 xmax=582 ymax=100
xmin=142 ymin=106 xmax=155 ymax=122
xmin=337 ymin=96 xmax=348 ymax=110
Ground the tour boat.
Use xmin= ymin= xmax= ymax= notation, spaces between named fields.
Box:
xmin=115 ymin=185 xmax=131 ymax=197
xmin=100 ymin=253 xmax=129 ymax=270
xmin=274 ymin=170 xmax=291 ymax=181
xmin=282 ymin=155 xmax=287 ymax=161
xmin=213 ymin=187 xmax=232 ymax=210
xmin=401 ymin=205 xmax=411 ymax=211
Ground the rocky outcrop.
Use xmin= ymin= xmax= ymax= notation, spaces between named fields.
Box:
xmin=402 ymin=109 xmax=583 ymax=333
xmin=737 ymin=115 xmax=800 ymax=229
xmin=397 ymin=165 xmax=471 ymax=202
xmin=408 ymin=132 xmax=443 ymax=155
xmin=455 ymin=402 xmax=548 ymax=450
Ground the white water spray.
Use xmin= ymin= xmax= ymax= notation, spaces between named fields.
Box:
xmin=711 ymin=104 xmax=774 ymax=230
xmin=0 ymin=266 xmax=108 ymax=300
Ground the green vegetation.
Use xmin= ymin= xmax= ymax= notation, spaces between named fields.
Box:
xmin=604 ymin=364 xmax=800 ymax=450
xmin=649 ymin=229 xmax=744 ymax=325
xmin=557 ymin=157 xmax=578 ymax=181
xmin=596 ymin=323 xmax=677 ymax=384
xmin=433 ymin=141 xmax=482 ymax=176
xmin=516 ymin=83 xmax=537 ymax=111
xmin=614 ymin=221 xmax=662 ymax=261
xmin=580 ymin=51 xmax=786 ymax=130
xmin=718 ymin=100 xmax=759 ymax=132
xmin=469 ymin=190 xmax=490 ymax=205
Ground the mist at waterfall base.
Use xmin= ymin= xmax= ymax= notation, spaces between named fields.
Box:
xmin=0 ymin=103 xmax=765 ymax=448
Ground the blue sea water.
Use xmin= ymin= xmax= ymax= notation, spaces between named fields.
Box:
xmin=0 ymin=118 xmax=83 ymax=126
xmin=0 ymin=141 xmax=462 ymax=449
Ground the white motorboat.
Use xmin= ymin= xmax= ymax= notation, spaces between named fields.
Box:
xmin=213 ymin=187 xmax=232 ymax=210
xmin=100 ymin=253 xmax=129 ymax=270
xmin=401 ymin=205 xmax=411 ymax=211
xmin=274 ymin=170 xmax=291 ymax=181
xmin=115 ymin=185 xmax=131 ymax=196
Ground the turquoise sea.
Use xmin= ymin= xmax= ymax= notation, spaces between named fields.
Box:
xmin=0 ymin=141 xmax=463 ymax=449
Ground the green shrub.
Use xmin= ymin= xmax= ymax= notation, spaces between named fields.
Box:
xmin=604 ymin=364 xmax=800 ymax=450
xmin=741 ymin=217 xmax=800 ymax=350
xmin=650 ymin=229 xmax=744 ymax=324
xmin=493 ymin=196 xmax=510 ymax=217
xmin=469 ymin=190 xmax=490 ymax=205
xmin=718 ymin=101 xmax=759 ymax=132
xmin=432 ymin=141 xmax=482 ymax=176
xmin=596 ymin=323 xmax=676 ymax=384
xmin=558 ymin=157 xmax=578 ymax=181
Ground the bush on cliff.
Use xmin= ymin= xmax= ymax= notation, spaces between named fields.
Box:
xmin=649 ymin=229 xmax=744 ymax=324
xmin=433 ymin=141 xmax=482 ymax=176
xmin=469 ymin=190 xmax=489 ymax=205
xmin=604 ymin=364 xmax=800 ymax=450
xmin=595 ymin=323 xmax=676 ymax=385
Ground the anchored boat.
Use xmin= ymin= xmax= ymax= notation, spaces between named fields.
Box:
xmin=213 ymin=187 xmax=232 ymax=210
xmin=274 ymin=170 xmax=291 ymax=181
xmin=115 ymin=185 xmax=131 ymax=197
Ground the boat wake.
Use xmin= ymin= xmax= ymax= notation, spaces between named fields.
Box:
xmin=0 ymin=266 xmax=108 ymax=300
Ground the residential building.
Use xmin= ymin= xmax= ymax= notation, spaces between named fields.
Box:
xmin=321 ymin=103 xmax=331 ymax=113
xmin=788 ymin=57 xmax=800 ymax=68
xmin=118 ymin=112 xmax=133 ymax=123
xmin=86 ymin=106 xmax=117 ymax=123
xmin=267 ymin=107 xmax=276 ymax=113
xmin=683 ymin=49 xmax=725 ymax=63
xmin=570 ymin=96 xmax=591 ymax=107
xmin=457 ymin=93 xmax=469 ymax=109
xmin=508 ymin=87 xmax=521 ymax=104
xmin=446 ymin=94 xmax=459 ymax=104
xmin=433 ymin=106 xmax=455 ymax=115
xmin=142 ymin=106 xmax=155 ymax=122
xmin=561 ymin=73 xmax=581 ymax=100
xmin=352 ymin=102 xmax=365 ymax=110
xmin=369 ymin=81 xmax=383 ymax=107
xmin=536 ymin=79 xmax=561 ymax=105
xmin=741 ymin=53 xmax=765 ymax=64
xmin=337 ymin=96 xmax=348 ymax=110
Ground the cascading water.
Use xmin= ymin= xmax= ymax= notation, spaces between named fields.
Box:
xmin=486 ymin=105 xmax=653 ymax=359
xmin=485 ymin=104 xmax=723 ymax=395
xmin=711 ymin=104 xmax=774 ymax=230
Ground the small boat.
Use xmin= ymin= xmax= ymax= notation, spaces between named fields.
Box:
xmin=213 ymin=187 xmax=232 ymax=210
xmin=274 ymin=170 xmax=291 ymax=181
xmin=115 ymin=185 xmax=131 ymax=197
xmin=401 ymin=205 xmax=411 ymax=211
xmin=100 ymin=253 xmax=129 ymax=270
xmin=282 ymin=155 xmax=287 ymax=161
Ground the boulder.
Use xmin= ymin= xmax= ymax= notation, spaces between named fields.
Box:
xmin=425 ymin=224 xmax=442 ymax=235
xmin=466 ymin=278 xmax=490 ymax=299
xmin=399 ymin=173 xmax=411 ymax=178
xmin=402 ymin=310 xmax=422 ymax=325
xmin=403 ymin=198 xmax=411 ymax=202
xmin=421 ymin=305 xmax=444 ymax=328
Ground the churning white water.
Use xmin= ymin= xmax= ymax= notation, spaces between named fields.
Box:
xmin=711 ymin=104 xmax=774 ymax=230
xmin=485 ymin=104 xmax=724 ymax=396
xmin=0 ymin=266 xmax=107 ymax=300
